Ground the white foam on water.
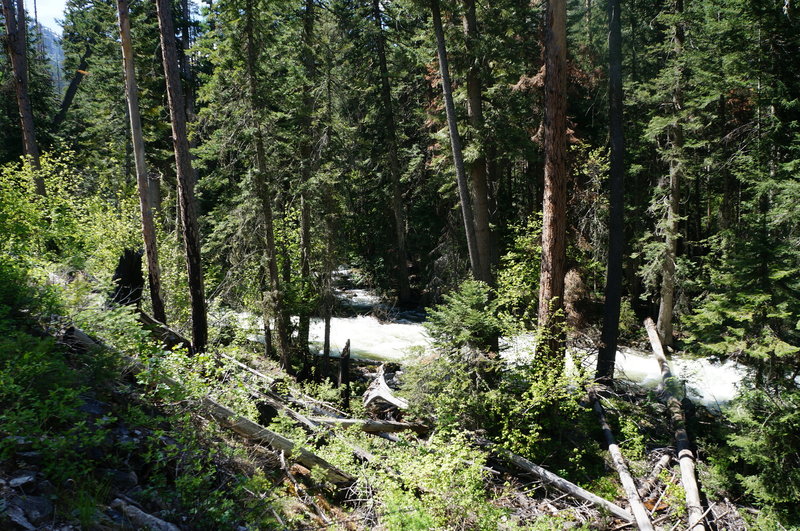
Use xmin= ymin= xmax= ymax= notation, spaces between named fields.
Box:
xmin=220 ymin=282 xmax=748 ymax=408
xmin=495 ymin=338 xmax=747 ymax=408
xmin=604 ymin=347 xmax=747 ymax=408
xmin=335 ymin=289 xmax=384 ymax=308
xmin=308 ymin=315 xmax=430 ymax=361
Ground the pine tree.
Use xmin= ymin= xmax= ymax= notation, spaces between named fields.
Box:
xmin=372 ymin=0 xmax=412 ymax=303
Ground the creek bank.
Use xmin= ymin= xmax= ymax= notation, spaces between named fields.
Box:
xmin=222 ymin=268 xmax=747 ymax=408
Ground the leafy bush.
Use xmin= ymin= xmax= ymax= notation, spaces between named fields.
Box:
xmin=409 ymin=282 xmax=602 ymax=481
xmin=496 ymin=216 xmax=542 ymax=325
xmin=491 ymin=352 xmax=601 ymax=480
xmin=320 ymin=431 xmax=509 ymax=530
xmin=405 ymin=280 xmax=501 ymax=431
xmin=404 ymin=349 xmax=497 ymax=432
xmin=1 ymin=153 xmax=140 ymax=278
xmin=0 ymin=257 xmax=106 ymax=485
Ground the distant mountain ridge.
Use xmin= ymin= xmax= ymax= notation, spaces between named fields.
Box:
xmin=36 ymin=24 xmax=66 ymax=93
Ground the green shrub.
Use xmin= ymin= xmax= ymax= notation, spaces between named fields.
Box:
xmin=404 ymin=350 xmax=497 ymax=432
xmin=405 ymin=280 xmax=503 ymax=432
xmin=491 ymin=353 xmax=601 ymax=481
xmin=425 ymin=279 xmax=501 ymax=354
xmin=496 ymin=216 xmax=542 ymax=325
xmin=0 ymin=258 xmax=107 ymax=485
xmin=376 ymin=434 xmax=508 ymax=530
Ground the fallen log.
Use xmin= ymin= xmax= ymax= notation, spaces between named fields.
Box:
xmin=592 ymin=396 xmax=654 ymax=530
xmin=307 ymin=417 xmax=427 ymax=435
xmin=363 ymin=365 xmax=409 ymax=411
xmin=249 ymin=384 xmax=321 ymax=433
xmin=638 ymin=453 xmax=672 ymax=499
xmin=110 ymin=498 xmax=180 ymax=531
xmin=137 ymin=310 xmax=192 ymax=353
xmin=237 ymin=380 xmax=378 ymax=464
xmin=218 ymin=349 xmax=406 ymax=452
xmin=279 ymin=451 xmax=332 ymax=526
xmin=644 ymin=317 xmax=704 ymax=531
xmin=66 ymin=326 xmax=355 ymax=486
xmin=202 ymin=398 xmax=354 ymax=485
xmin=477 ymin=439 xmax=635 ymax=523
xmin=135 ymin=310 xmax=349 ymax=419
xmin=217 ymin=351 xmax=348 ymax=419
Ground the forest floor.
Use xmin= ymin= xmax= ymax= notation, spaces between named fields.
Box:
xmin=0 ymin=271 xmax=767 ymax=530
xmin=1 ymin=317 xmax=761 ymax=530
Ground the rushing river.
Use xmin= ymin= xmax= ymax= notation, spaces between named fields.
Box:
xmin=233 ymin=273 xmax=747 ymax=409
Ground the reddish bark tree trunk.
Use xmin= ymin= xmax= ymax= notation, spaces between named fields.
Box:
xmin=537 ymin=0 xmax=568 ymax=356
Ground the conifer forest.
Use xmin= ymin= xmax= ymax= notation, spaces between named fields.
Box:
xmin=2 ymin=0 xmax=800 ymax=528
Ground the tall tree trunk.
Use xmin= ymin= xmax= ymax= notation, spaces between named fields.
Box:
xmin=537 ymin=0 xmax=568 ymax=356
xmin=179 ymin=0 xmax=194 ymax=120
xmin=148 ymin=171 xmax=162 ymax=216
xmin=317 ymin=55 xmax=337 ymax=382
xmin=244 ymin=2 xmax=291 ymax=373
xmin=718 ymin=95 xmax=736 ymax=231
xmin=584 ymin=0 xmax=593 ymax=51
xmin=373 ymin=0 xmax=411 ymax=304
xmin=52 ymin=45 xmax=92 ymax=130
xmin=296 ymin=0 xmax=316 ymax=371
xmin=462 ymin=0 xmax=493 ymax=285
xmin=32 ymin=0 xmax=39 ymax=53
xmin=656 ymin=0 xmax=684 ymax=348
xmin=156 ymin=0 xmax=207 ymax=353
xmin=117 ymin=0 xmax=167 ymax=324
xmin=178 ymin=0 xmax=199 ymax=191
xmin=431 ymin=0 xmax=481 ymax=279
xmin=596 ymin=0 xmax=624 ymax=382
xmin=2 ymin=0 xmax=43 ymax=192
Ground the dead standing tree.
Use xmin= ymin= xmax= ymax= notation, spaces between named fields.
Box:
xmin=156 ymin=0 xmax=207 ymax=352
xmin=117 ymin=0 xmax=167 ymax=324
xmin=430 ymin=0 xmax=482 ymax=280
